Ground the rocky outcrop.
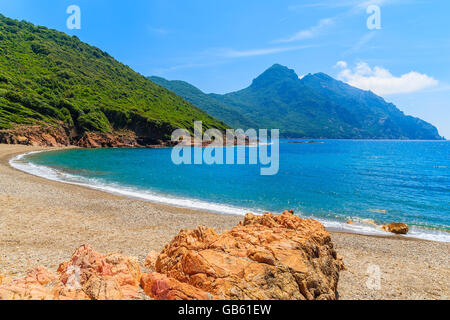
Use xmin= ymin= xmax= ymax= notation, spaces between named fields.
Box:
xmin=75 ymin=132 xmax=140 ymax=148
xmin=57 ymin=244 xmax=142 ymax=300
xmin=0 ymin=266 xmax=88 ymax=300
xmin=0 ymin=212 xmax=345 ymax=300
xmin=0 ymin=125 xmax=170 ymax=148
xmin=0 ymin=125 xmax=70 ymax=147
xmin=154 ymin=211 xmax=344 ymax=300
xmin=382 ymin=223 xmax=409 ymax=235
xmin=0 ymin=245 xmax=142 ymax=300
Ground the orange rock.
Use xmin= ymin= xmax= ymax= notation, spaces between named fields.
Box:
xmin=0 ymin=245 xmax=143 ymax=300
xmin=83 ymin=275 xmax=123 ymax=300
xmin=0 ymin=266 xmax=59 ymax=300
xmin=144 ymin=250 xmax=159 ymax=271
xmin=50 ymin=282 xmax=90 ymax=300
xmin=16 ymin=136 xmax=29 ymax=144
xmin=140 ymin=273 xmax=213 ymax=300
xmin=154 ymin=211 xmax=344 ymax=300
xmin=0 ymin=125 xmax=70 ymax=147
xmin=382 ymin=223 xmax=409 ymax=235
xmin=105 ymin=253 xmax=142 ymax=299
xmin=57 ymin=244 xmax=142 ymax=300
xmin=41 ymin=133 xmax=58 ymax=146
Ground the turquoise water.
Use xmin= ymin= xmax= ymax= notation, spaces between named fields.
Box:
xmin=15 ymin=140 xmax=450 ymax=241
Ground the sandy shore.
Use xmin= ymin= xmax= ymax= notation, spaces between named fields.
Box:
xmin=0 ymin=144 xmax=448 ymax=300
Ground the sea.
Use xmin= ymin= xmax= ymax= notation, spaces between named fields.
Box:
xmin=10 ymin=140 xmax=450 ymax=242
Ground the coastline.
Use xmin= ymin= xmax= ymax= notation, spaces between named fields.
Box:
xmin=0 ymin=144 xmax=449 ymax=299
xmin=10 ymin=146 xmax=450 ymax=242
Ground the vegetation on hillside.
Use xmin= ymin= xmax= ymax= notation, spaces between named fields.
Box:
xmin=0 ymin=14 xmax=228 ymax=142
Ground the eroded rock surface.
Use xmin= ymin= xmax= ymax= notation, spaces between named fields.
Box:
xmin=0 ymin=212 xmax=344 ymax=300
xmin=155 ymin=211 xmax=344 ymax=300
xmin=140 ymin=272 xmax=213 ymax=300
xmin=0 ymin=245 xmax=141 ymax=300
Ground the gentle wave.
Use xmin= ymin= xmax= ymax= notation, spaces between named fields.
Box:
xmin=10 ymin=151 xmax=450 ymax=243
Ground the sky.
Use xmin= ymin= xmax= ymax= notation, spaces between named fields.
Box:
xmin=1 ymin=0 xmax=449 ymax=137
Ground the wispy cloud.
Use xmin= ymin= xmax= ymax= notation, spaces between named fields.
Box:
xmin=153 ymin=61 xmax=225 ymax=74
xmin=289 ymin=0 xmax=413 ymax=11
xmin=148 ymin=26 xmax=170 ymax=35
xmin=344 ymin=31 xmax=377 ymax=54
xmin=214 ymin=45 xmax=316 ymax=58
xmin=274 ymin=18 xmax=334 ymax=43
xmin=336 ymin=61 xmax=438 ymax=95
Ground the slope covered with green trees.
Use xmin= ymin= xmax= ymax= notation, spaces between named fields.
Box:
xmin=0 ymin=14 xmax=227 ymax=143
xmin=151 ymin=64 xmax=443 ymax=140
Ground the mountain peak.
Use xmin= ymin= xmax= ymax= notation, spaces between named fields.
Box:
xmin=152 ymin=64 xmax=443 ymax=140
xmin=301 ymin=72 xmax=335 ymax=83
xmin=251 ymin=64 xmax=299 ymax=88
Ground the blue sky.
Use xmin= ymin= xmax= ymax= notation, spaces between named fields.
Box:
xmin=1 ymin=0 xmax=449 ymax=137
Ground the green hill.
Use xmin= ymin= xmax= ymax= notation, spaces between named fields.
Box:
xmin=0 ymin=14 xmax=228 ymax=146
xmin=151 ymin=64 xmax=443 ymax=140
xmin=148 ymin=76 xmax=259 ymax=129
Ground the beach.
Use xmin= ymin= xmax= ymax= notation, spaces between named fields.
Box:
xmin=0 ymin=144 xmax=448 ymax=300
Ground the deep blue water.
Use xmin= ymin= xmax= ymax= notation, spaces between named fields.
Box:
xmin=18 ymin=140 xmax=450 ymax=241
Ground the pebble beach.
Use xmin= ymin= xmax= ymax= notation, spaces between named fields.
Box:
xmin=0 ymin=144 xmax=448 ymax=300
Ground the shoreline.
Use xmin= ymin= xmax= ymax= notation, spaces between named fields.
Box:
xmin=0 ymin=144 xmax=449 ymax=299
xmin=9 ymin=146 xmax=450 ymax=243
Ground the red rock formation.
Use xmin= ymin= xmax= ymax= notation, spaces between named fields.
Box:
xmin=140 ymin=273 xmax=213 ymax=300
xmin=0 ymin=266 xmax=88 ymax=300
xmin=0 ymin=125 xmax=70 ymax=147
xmin=0 ymin=213 xmax=344 ymax=300
xmin=0 ymin=125 xmax=169 ymax=148
xmin=57 ymin=244 xmax=142 ymax=300
xmin=75 ymin=131 xmax=141 ymax=148
xmin=155 ymin=212 xmax=344 ymax=300
xmin=0 ymin=245 xmax=143 ymax=300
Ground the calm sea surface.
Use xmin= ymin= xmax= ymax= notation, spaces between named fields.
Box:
xmin=17 ymin=140 xmax=450 ymax=241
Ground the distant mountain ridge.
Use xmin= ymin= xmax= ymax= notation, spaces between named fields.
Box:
xmin=150 ymin=64 xmax=443 ymax=140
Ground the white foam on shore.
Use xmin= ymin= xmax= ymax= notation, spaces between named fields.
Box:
xmin=10 ymin=151 xmax=254 ymax=216
xmin=10 ymin=151 xmax=450 ymax=243
xmin=320 ymin=219 xmax=450 ymax=243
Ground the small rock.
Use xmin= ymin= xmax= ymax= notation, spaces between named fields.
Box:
xmin=382 ymin=223 xmax=409 ymax=235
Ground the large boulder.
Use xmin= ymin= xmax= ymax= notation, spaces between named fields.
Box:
xmin=155 ymin=212 xmax=344 ymax=300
